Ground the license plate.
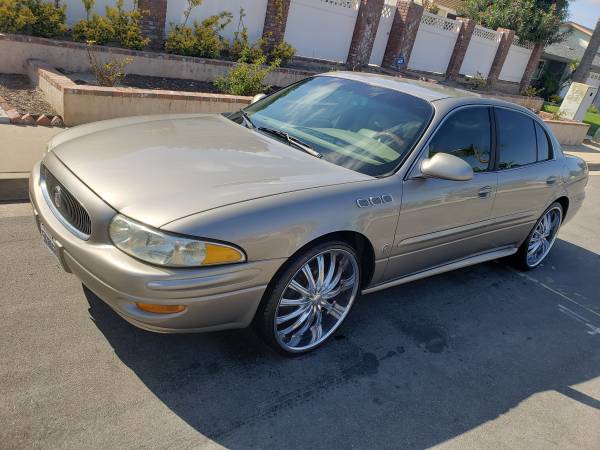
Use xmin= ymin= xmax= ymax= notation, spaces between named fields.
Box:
xmin=40 ymin=223 xmax=59 ymax=261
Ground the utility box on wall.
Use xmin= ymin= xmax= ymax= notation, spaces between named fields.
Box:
xmin=559 ymin=82 xmax=598 ymax=123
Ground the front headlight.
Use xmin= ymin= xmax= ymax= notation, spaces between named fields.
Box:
xmin=109 ymin=214 xmax=245 ymax=267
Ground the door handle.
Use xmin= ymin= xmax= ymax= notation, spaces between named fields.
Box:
xmin=546 ymin=176 xmax=558 ymax=185
xmin=478 ymin=186 xmax=493 ymax=199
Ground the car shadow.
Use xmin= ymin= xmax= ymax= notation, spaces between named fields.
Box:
xmin=84 ymin=238 xmax=600 ymax=449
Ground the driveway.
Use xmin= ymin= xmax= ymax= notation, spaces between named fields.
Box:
xmin=1 ymin=176 xmax=599 ymax=449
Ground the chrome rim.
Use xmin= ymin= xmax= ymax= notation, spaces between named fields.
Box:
xmin=274 ymin=248 xmax=359 ymax=352
xmin=527 ymin=206 xmax=562 ymax=267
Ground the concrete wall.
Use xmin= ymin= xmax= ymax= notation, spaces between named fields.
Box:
xmin=0 ymin=125 xmax=62 ymax=173
xmin=27 ymin=59 xmax=252 ymax=126
xmin=544 ymin=120 xmax=591 ymax=145
xmin=0 ymin=34 xmax=313 ymax=88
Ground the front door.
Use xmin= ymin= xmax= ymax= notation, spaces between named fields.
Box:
xmin=385 ymin=106 xmax=498 ymax=280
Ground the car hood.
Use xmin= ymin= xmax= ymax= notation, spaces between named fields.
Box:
xmin=50 ymin=114 xmax=370 ymax=228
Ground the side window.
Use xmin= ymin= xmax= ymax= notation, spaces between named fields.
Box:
xmin=428 ymin=108 xmax=492 ymax=172
xmin=535 ymin=122 xmax=552 ymax=162
xmin=496 ymin=109 xmax=537 ymax=170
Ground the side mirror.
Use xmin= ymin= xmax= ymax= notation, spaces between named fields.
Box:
xmin=251 ymin=93 xmax=267 ymax=104
xmin=420 ymin=153 xmax=473 ymax=181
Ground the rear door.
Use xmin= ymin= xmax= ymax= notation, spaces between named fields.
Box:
xmin=490 ymin=108 xmax=563 ymax=248
xmin=385 ymin=106 xmax=498 ymax=280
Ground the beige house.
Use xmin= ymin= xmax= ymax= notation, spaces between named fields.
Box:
xmin=533 ymin=22 xmax=600 ymax=103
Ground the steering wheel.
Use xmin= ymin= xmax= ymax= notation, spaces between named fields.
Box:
xmin=373 ymin=130 xmax=405 ymax=148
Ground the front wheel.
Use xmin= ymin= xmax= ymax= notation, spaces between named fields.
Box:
xmin=254 ymin=242 xmax=361 ymax=354
xmin=513 ymin=202 xmax=563 ymax=270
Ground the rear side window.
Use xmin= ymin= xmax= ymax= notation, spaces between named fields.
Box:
xmin=495 ymin=109 xmax=537 ymax=170
xmin=428 ymin=107 xmax=492 ymax=172
xmin=535 ymin=122 xmax=552 ymax=161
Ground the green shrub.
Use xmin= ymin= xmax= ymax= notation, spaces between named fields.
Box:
xmin=106 ymin=0 xmax=148 ymax=50
xmin=165 ymin=11 xmax=232 ymax=58
xmin=215 ymin=56 xmax=278 ymax=96
xmin=0 ymin=0 xmax=35 ymax=34
xmin=522 ymin=86 xmax=541 ymax=97
xmin=229 ymin=27 xmax=265 ymax=63
xmin=0 ymin=0 xmax=66 ymax=38
xmin=548 ymin=94 xmax=562 ymax=105
xmin=164 ymin=24 xmax=196 ymax=55
xmin=269 ymin=40 xmax=295 ymax=65
xmin=86 ymin=41 xmax=132 ymax=86
xmin=73 ymin=0 xmax=149 ymax=50
xmin=227 ymin=7 xmax=265 ymax=63
xmin=72 ymin=13 xmax=113 ymax=44
xmin=193 ymin=12 xmax=231 ymax=58
xmin=588 ymin=104 xmax=599 ymax=114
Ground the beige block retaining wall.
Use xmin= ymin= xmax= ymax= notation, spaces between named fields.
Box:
xmin=27 ymin=59 xmax=253 ymax=126
xmin=543 ymin=120 xmax=591 ymax=146
xmin=0 ymin=33 xmax=314 ymax=87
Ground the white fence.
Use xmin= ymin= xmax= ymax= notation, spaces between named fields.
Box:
xmin=369 ymin=0 xmax=397 ymax=66
xmin=58 ymin=1 xmax=534 ymax=85
xmin=499 ymin=37 xmax=533 ymax=83
xmin=459 ymin=25 xmax=501 ymax=78
xmin=407 ymin=12 xmax=460 ymax=74
xmin=284 ymin=0 xmax=359 ymax=62
xmin=165 ymin=0 xmax=268 ymax=44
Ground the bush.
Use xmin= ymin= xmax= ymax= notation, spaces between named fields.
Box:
xmin=229 ymin=27 xmax=265 ymax=63
xmin=269 ymin=40 xmax=295 ymax=65
xmin=165 ymin=12 xmax=232 ymax=58
xmin=227 ymin=7 xmax=265 ymax=63
xmin=164 ymin=24 xmax=196 ymax=55
xmin=548 ymin=94 xmax=562 ymax=105
xmin=72 ymin=13 xmax=113 ymax=45
xmin=589 ymin=104 xmax=599 ymax=115
xmin=0 ymin=0 xmax=66 ymax=38
xmin=215 ymin=56 xmax=278 ymax=96
xmin=73 ymin=0 xmax=149 ymax=50
xmin=86 ymin=42 xmax=132 ymax=86
xmin=193 ymin=12 xmax=231 ymax=58
xmin=106 ymin=0 xmax=148 ymax=50
xmin=522 ymin=86 xmax=541 ymax=97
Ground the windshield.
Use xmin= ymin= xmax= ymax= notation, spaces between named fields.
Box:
xmin=239 ymin=76 xmax=433 ymax=176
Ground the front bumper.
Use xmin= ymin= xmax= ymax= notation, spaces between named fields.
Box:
xmin=29 ymin=154 xmax=285 ymax=333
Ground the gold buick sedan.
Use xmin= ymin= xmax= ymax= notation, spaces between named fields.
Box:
xmin=30 ymin=72 xmax=588 ymax=354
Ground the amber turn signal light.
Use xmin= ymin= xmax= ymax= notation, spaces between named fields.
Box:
xmin=136 ymin=303 xmax=186 ymax=314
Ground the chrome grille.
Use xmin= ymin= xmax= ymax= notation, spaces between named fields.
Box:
xmin=41 ymin=165 xmax=92 ymax=238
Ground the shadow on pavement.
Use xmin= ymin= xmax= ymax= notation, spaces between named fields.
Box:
xmin=84 ymin=238 xmax=600 ymax=449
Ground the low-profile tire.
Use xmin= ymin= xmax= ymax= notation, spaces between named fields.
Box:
xmin=254 ymin=241 xmax=361 ymax=355
xmin=513 ymin=202 xmax=563 ymax=271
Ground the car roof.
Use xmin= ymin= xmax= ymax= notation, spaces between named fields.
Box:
xmin=320 ymin=71 xmax=536 ymax=117
xmin=321 ymin=71 xmax=480 ymax=102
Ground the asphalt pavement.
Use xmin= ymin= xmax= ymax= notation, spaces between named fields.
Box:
xmin=1 ymin=176 xmax=599 ymax=449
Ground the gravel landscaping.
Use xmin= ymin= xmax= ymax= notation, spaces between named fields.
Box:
xmin=0 ymin=74 xmax=57 ymax=116
xmin=73 ymin=73 xmax=220 ymax=93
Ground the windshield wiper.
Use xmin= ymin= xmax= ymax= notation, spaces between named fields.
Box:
xmin=257 ymin=127 xmax=323 ymax=159
xmin=240 ymin=110 xmax=255 ymax=129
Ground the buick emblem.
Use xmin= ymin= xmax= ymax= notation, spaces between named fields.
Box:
xmin=53 ymin=185 xmax=62 ymax=209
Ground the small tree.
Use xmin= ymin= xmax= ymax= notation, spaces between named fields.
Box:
xmin=86 ymin=41 xmax=132 ymax=87
xmin=458 ymin=0 xmax=570 ymax=45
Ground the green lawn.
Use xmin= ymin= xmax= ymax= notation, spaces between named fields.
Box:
xmin=542 ymin=102 xmax=600 ymax=136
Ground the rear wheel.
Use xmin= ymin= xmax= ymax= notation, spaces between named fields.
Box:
xmin=513 ymin=202 xmax=563 ymax=270
xmin=254 ymin=242 xmax=360 ymax=354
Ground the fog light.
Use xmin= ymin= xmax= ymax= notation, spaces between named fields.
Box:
xmin=136 ymin=303 xmax=186 ymax=314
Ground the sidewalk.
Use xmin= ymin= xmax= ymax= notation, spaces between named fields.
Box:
xmin=563 ymin=141 xmax=600 ymax=171
xmin=0 ymin=124 xmax=62 ymax=202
